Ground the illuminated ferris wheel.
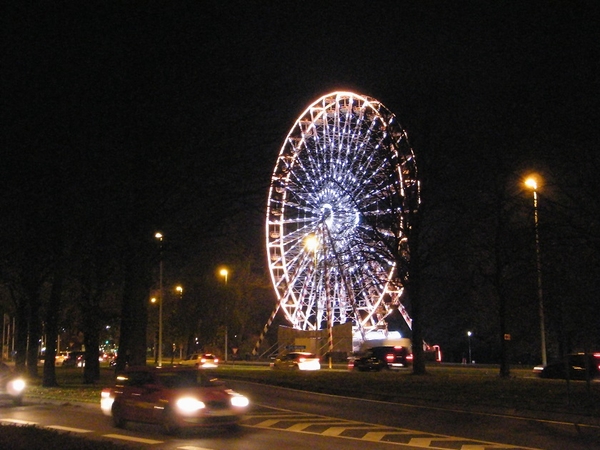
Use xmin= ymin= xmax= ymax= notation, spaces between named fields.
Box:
xmin=265 ymin=91 xmax=419 ymax=344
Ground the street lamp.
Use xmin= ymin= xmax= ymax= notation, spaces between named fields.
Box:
xmin=525 ymin=177 xmax=547 ymax=366
xmin=150 ymin=296 xmax=158 ymax=363
xmin=155 ymin=232 xmax=164 ymax=367
xmin=467 ymin=331 xmax=472 ymax=364
xmin=304 ymin=234 xmax=319 ymax=328
xmin=219 ymin=268 xmax=229 ymax=362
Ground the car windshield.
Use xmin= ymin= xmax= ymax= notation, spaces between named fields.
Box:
xmin=155 ymin=371 xmax=217 ymax=388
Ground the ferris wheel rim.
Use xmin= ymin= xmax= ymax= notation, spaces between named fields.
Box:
xmin=266 ymin=91 xmax=418 ymax=341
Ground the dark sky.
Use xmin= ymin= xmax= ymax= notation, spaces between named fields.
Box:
xmin=3 ymin=0 xmax=599 ymax=262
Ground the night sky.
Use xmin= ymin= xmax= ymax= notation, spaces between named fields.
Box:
xmin=3 ymin=1 xmax=600 ymax=360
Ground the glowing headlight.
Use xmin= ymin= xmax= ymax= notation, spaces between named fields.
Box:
xmin=7 ymin=378 xmax=25 ymax=396
xmin=100 ymin=391 xmax=114 ymax=416
xmin=175 ymin=397 xmax=205 ymax=413
xmin=230 ymin=394 xmax=249 ymax=408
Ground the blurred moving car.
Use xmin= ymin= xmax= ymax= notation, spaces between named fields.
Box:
xmin=55 ymin=352 xmax=69 ymax=365
xmin=349 ymin=345 xmax=413 ymax=371
xmin=101 ymin=366 xmax=249 ymax=434
xmin=99 ymin=352 xmax=116 ymax=364
xmin=271 ymin=352 xmax=321 ymax=371
xmin=534 ymin=353 xmax=600 ymax=380
xmin=62 ymin=351 xmax=85 ymax=367
xmin=0 ymin=362 xmax=26 ymax=406
xmin=179 ymin=353 xmax=219 ymax=369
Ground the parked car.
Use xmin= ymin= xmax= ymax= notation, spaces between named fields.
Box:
xmin=0 ymin=362 xmax=26 ymax=406
xmin=534 ymin=353 xmax=600 ymax=380
xmin=180 ymin=353 xmax=219 ymax=369
xmin=271 ymin=352 xmax=321 ymax=371
xmin=349 ymin=345 xmax=413 ymax=371
xmin=101 ymin=366 xmax=249 ymax=434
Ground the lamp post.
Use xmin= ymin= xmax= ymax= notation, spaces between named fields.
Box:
xmin=219 ymin=268 xmax=229 ymax=363
xmin=175 ymin=285 xmax=183 ymax=360
xmin=155 ymin=232 xmax=164 ymax=367
xmin=304 ymin=234 xmax=319 ymax=329
xmin=467 ymin=331 xmax=472 ymax=364
xmin=525 ymin=177 xmax=547 ymax=366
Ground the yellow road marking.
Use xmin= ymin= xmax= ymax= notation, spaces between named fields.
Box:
xmin=47 ymin=425 xmax=92 ymax=433
xmin=103 ymin=434 xmax=164 ymax=444
xmin=0 ymin=418 xmax=36 ymax=425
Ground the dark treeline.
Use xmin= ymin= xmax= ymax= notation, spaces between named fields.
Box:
xmin=1 ymin=2 xmax=599 ymax=384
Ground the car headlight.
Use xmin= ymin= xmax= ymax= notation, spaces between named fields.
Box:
xmin=7 ymin=378 xmax=25 ymax=396
xmin=100 ymin=390 xmax=114 ymax=415
xmin=175 ymin=397 xmax=206 ymax=413
xmin=229 ymin=394 xmax=249 ymax=408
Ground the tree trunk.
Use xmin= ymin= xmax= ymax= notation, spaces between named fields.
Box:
xmin=13 ymin=300 xmax=28 ymax=374
xmin=116 ymin=243 xmax=150 ymax=371
xmin=42 ymin=268 xmax=63 ymax=387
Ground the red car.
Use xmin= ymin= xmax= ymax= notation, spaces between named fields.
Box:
xmin=101 ymin=366 xmax=249 ymax=434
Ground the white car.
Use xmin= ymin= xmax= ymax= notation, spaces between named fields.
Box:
xmin=179 ymin=353 xmax=219 ymax=368
xmin=271 ymin=352 xmax=321 ymax=371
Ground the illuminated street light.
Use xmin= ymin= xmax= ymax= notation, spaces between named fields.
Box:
xmin=304 ymin=234 xmax=319 ymax=254
xmin=467 ymin=331 xmax=472 ymax=364
xmin=525 ymin=176 xmax=547 ymax=366
xmin=219 ymin=268 xmax=228 ymax=284
xmin=304 ymin=234 xmax=319 ymax=329
xmin=155 ymin=232 xmax=164 ymax=367
xmin=219 ymin=268 xmax=229 ymax=362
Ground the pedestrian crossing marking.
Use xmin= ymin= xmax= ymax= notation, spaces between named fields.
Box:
xmin=322 ymin=425 xmax=388 ymax=436
xmin=363 ymin=431 xmax=414 ymax=441
xmin=241 ymin=409 xmax=542 ymax=449
xmin=407 ymin=437 xmax=469 ymax=446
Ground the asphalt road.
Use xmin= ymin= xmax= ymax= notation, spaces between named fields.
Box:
xmin=0 ymin=380 xmax=598 ymax=450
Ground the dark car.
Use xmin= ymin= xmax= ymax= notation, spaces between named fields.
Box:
xmin=0 ymin=362 xmax=26 ymax=405
xmin=349 ymin=345 xmax=413 ymax=372
xmin=101 ymin=366 xmax=249 ymax=434
xmin=62 ymin=351 xmax=85 ymax=367
xmin=535 ymin=353 xmax=600 ymax=380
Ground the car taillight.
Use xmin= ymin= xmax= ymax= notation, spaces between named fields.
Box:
xmin=406 ymin=354 xmax=413 ymax=361
xmin=386 ymin=354 xmax=394 ymax=362
xmin=299 ymin=357 xmax=306 ymax=363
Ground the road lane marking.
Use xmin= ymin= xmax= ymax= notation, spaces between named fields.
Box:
xmin=103 ymin=434 xmax=164 ymax=444
xmin=0 ymin=418 xmax=37 ymax=425
xmin=47 ymin=425 xmax=92 ymax=433
xmin=177 ymin=447 xmax=215 ymax=450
